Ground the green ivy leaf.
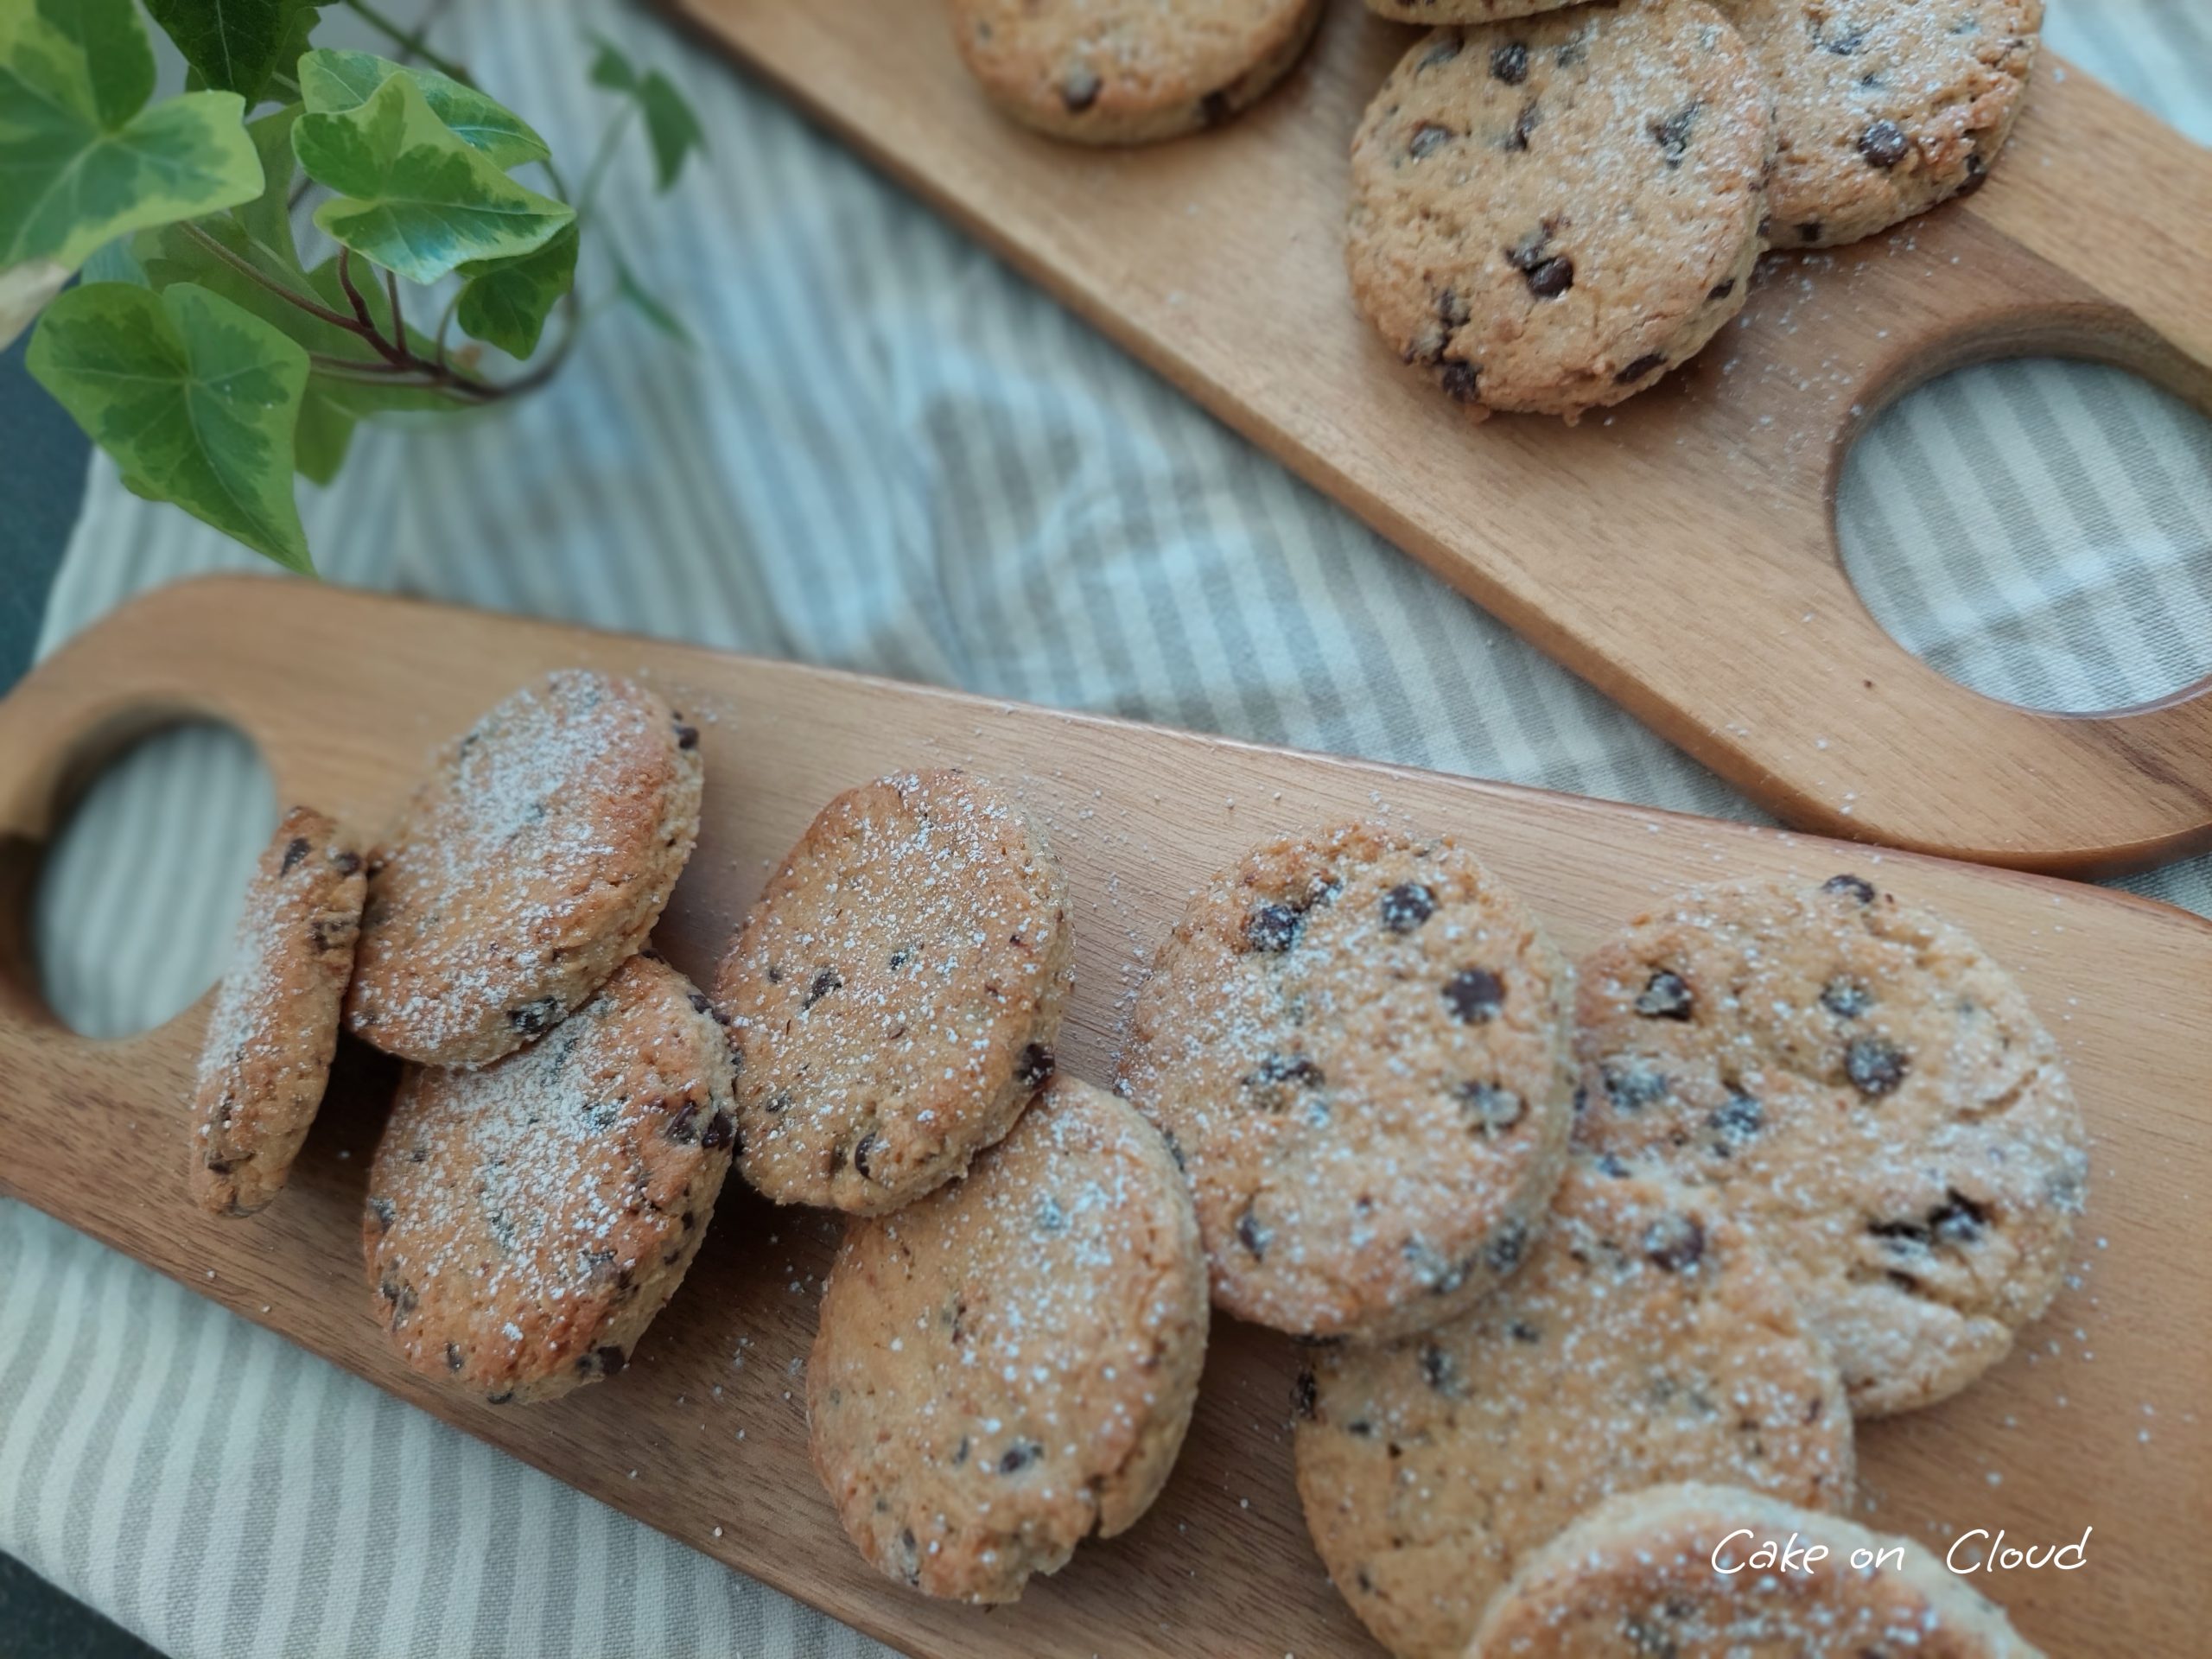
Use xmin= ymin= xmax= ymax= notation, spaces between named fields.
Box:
xmin=296 ymin=73 xmax=571 ymax=285
xmin=232 ymin=101 xmax=301 ymax=270
xmin=144 ymin=0 xmax=320 ymax=105
xmin=29 ymin=280 xmax=311 ymax=570
xmin=456 ymin=219 xmax=575 ymax=359
xmin=610 ymin=248 xmax=689 ymax=345
xmin=588 ymin=37 xmax=701 ymax=192
xmin=297 ymin=47 xmax=547 ymax=168
xmin=0 ymin=0 xmax=264 ymax=269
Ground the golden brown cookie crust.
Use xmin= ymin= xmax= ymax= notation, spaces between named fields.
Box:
xmin=807 ymin=1076 xmax=1209 ymax=1603
xmin=715 ymin=769 xmax=1072 ymax=1216
xmin=1473 ymin=1482 xmax=2046 ymax=1656
xmin=1573 ymin=873 xmax=2088 ymax=1417
xmin=1718 ymin=0 xmax=2041 ymax=249
xmin=1116 ymin=822 xmax=1573 ymax=1343
xmin=1346 ymin=3 xmax=1773 ymax=421
xmin=1295 ymin=1162 xmax=1854 ymax=1659
xmin=948 ymin=0 xmax=1325 ymax=144
xmin=191 ymin=806 xmax=366 ymax=1217
xmin=363 ymin=954 xmax=737 ymax=1405
xmin=345 ymin=670 xmax=702 ymax=1068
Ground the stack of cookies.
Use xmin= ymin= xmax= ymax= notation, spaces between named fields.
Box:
xmin=1112 ymin=822 xmax=2081 ymax=1656
xmin=715 ymin=770 xmax=1210 ymax=1602
xmin=1348 ymin=0 xmax=2044 ymax=420
xmin=190 ymin=670 xmax=741 ymax=1407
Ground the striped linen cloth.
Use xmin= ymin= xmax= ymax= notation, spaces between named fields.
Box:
xmin=4 ymin=2 xmax=2208 ymax=1654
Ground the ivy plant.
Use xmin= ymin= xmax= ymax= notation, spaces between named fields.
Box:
xmin=2 ymin=0 xmax=702 ymax=572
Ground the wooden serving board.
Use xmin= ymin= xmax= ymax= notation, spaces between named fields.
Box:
xmin=1 ymin=578 xmax=2208 ymax=1656
xmin=657 ymin=0 xmax=2212 ymax=879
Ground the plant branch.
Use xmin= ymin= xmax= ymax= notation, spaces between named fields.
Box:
xmin=342 ymin=0 xmax=475 ymax=85
xmin=180 ymin=223 xmax=361 ymax=331
xmin=575 ymin=103 xmax=636 ymax=222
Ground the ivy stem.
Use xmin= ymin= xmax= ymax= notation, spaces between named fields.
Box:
xmin=575 ymin=104 xmax=636 ymax=222
xmin=385 ymin=269 xmax=404 ymax=340
xmin=342 ymin=0 xmax=476 ymax=86
xmin=179 ymin=223 xmax=360 ymax=332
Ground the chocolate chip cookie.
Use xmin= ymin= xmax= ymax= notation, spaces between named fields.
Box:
xmin=1295 ymin=1160 xmax=1854 ymax=1659
xmin=807 ymin=1075 xmax=1208 ymax=1603
xmin=1116 ymin=822 xmax=1573 ymax=1343
xmin=1365 ymin=0 xmax=1582 ymax=22
xmin=1575 ymin=873 xmax=2088 ymax=1417
xmin=1474 ymin=1482 xmax=2046 ymax=1656
xmin=1719 ymin=0 xmax=2041 ymax=248
xmin=191 ymin=807 xmax=366 ymax=1216
xmin=1346 ymin=3 xmax=1773 ymax=421
xmin=363 ymin=955 xmax=737 ymax=1405
xmin=947 ymin=0 xmax=1325 ymax=144
xmin=346 ymin=670 xmax=703 ymax=1068
xmin=715 ymin=770 xmax=1072 ymax=1216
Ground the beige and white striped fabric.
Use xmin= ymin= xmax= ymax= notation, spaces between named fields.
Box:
xmin=3 ymin=2 xmax=2208 ymax=1653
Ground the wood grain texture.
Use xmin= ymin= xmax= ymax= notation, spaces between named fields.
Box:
xmin=0 ymin=579 xmax=2207 ymax=1656
xmin=657 ymin=0 xmax=2212 ymax=877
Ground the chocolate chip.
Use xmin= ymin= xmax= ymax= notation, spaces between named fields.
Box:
xmin=1822 ymin=26 xmax=1866 ymax=54
xmin=1643 ymin=1213 xmax=1707 ymax=1272
xmin=1602 ymin=1057 xmax=1670 ymax=1110
xmin=1708 ymin=278 xmax=1736 ymax=302
xmin=1846 ymin=1036 xmax=1908 ymax=1097
xmin=1509 ymin=1319 xmax=1541 ymax=1344
xmin=1930 ymin=1190 xmax=1991 ymax=1245
xmin=508 ymin=997 xmax=563 ymax=1037
xmin=766 ymin=1089 xmax=792 ymax=1115
xmin=1508 ymin=100 xmax=1541 ymax=152
xmin=1594 ymin=1152 xmax=1633 ymax=1179
xmin=1293 ymin=1369 xmax=1318 ymax=1420
xmin=1635 ymin=970 xmax=1694 ymax=1020
xmin=1822 ymin=873 xmax=1877 ymax=905
xmin=851 ymin=1130 xmax=878 ymax=1179
xmin=1379 ymin=882 xmax=1437 ymax=934
xmin=1707 ymin=1090 xmax=1763 ymax=1148
xmin=446 ymin=1342 xmax=464 ymax=1373
xmin=1859 ymin=119 xmax=1910 ymax=168
xmin=1419 ymin=1344 xmax=1459 ymax=1395
xmin=1199 ymin=89 xmax=1231 ymax=128
xmin=887 ymin=946 xmax=911 ymax=971
xmin=1459 ymin=1082 xmax=1525 ymax=1135
xmin=1957 ymin=149 xmax=1990 ymax=196
xmin=1444 ymin=967 xmax=1505 ymax=1024
xmin=1796 ymin=219 xmax=1826 ymax=245
xmin=1522 ymin=253 xmax=1573 ymax=299
xmin=595 ymin=1344 xmax=626 ymax=1376
xmin=1440 ymin=359 xmax=1482 ymax=403
xmin=1615 ymin=353 xmax=1668 ymax=385
xmin=1408 ymin=120 xmax=1453 ymax=160
xmin=367 ymin=1196 xmax=395 ymax=1231
xmin=1014 ymin=1042 xmax=1055 ymax=1091
xmin=1060 ymin=65 xmax=1100 ymax=113
xmin=1245 ymin=902 xmax=1306 ymax=953
xmin=281 ymin=836 xmax=310 ymax=874
xmin=998 ymin=1441 xmax=1039 ymax=1475
xmin=1821 ymin=976 xmax=1872 ymax=1019
xmin=1484 ymin=1219 xmax=1530 ymax=1274
xmin=330 ymin=849 xmax=363 ymax=876
xmin=1404 ymin=1237 xmax=1466 ymax=1296
xmin=951 ymin=1435 xmax=969 ymax=1465
xmin=1236 ymin=1205 xmax=1272 ymax=1260
xmin=1246 ymin=1052 xmax=1325 ymax=1100
xmin=486 ymin=1390 xmax=514 ymax=1406
xmin=1490 ymin=41 xmax=1529 ymax=83
xmin=804 ymin=967 xmax=842 ymax=1008
xmin=674 ymin=723 xmax=699 ymax=750
xmin=1649 ymin=103 xmax=1700 ymax=166
xmin=1418 ymin=35 xmax=1462 ymax=73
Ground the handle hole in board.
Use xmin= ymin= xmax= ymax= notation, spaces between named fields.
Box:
xmin=23 ymin=721 xmax=275 ymax=1039
xmin=1837 ymin=357 xmax=2212 ymax=716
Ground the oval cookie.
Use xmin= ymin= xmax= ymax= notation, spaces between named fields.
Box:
xmin=807 ymin=1075 xmax=1208 ymax=1603
xmin=1574 ymin=873 xmax=2089 ymax=1417
xmin=192 ymin=806 xmax=366 ymax=1216
xmin=1473 ymin=1482 xmax=2046 ymax=1657
xmin=346 ymin=669 xmax=703 ymax=1067
xmin=1116 ymin=822 xmax=1573 ymax=1343
xmin=1719 ymin=0 xmax=2041 ymax=249
xmin=715 ymin=769 xmax=1072 ymax=1215
xmin=949 ymin=0 xmax=1325 ymax=145
xmin=1295 ymin=1160 xmax=1854 ymax=1659
xmin=363 ymin=954 xmax=737 ymax=1405
xmin=1346 ymin=3 xmax=1773 ymax=421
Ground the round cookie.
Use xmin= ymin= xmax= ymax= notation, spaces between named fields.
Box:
xmin=715 ymin=769 xmax=1071 ymax=1216
xmin=1717 ymin=0 xmax=2041 ymax=250
xmin=1346 ymin=3 xmax=1773 ymax=422
xmin=191 ymin=806 xmax=366 ymax=1217
xmin=346 ymin=670 xmax=703 ymax=1068
xmin=1574 ymin=873 xmax=2088 ymax=1418
xmin=363 ymin=954 xmax=737 ymax=1405
xmin=807 ymin=1075 xmax=1208 ymax=1603
xmin=1116 ymin=822 xmax=1573 ymax=1343
xmin=1472 ymin=1482 xmax=2046 ymax=1657
xmin=1295 ymin=1160 xmax=1854 ymax=1659
xmin=948 ymin=0 xmax=1325 ymax=145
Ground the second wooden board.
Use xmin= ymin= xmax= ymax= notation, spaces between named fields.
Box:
xmin=661 ymin=0 xmax=2212 ymax=876
xmin=0 ymin=578 xmax=2207 ymax=1656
